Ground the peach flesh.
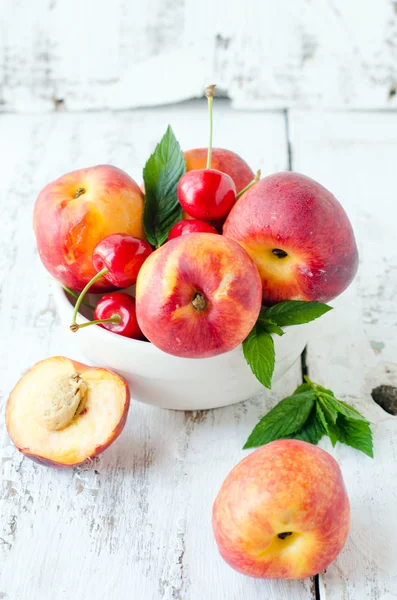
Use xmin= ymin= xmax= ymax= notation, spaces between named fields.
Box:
xmin=6 ymin=357 xmax=130 ymax=467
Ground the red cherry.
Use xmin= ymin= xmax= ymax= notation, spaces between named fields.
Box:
xmin=94 ymin=292 xmax=143 ymax=339
xmin=70 ymin=234 xmax=152 ymax=330
xmin=168 ymin=219 xmax=218 ymax=240
xmin=177 ymin=169 xmax=236 ymax=221
xmin=93 ymin=234 xmax=152 ymax=288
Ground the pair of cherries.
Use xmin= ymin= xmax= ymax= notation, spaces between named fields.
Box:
xmin=69 ymin=218 xmax=218 ymax=338
xmin=70 ymin=233 xmax=152 ymax=339
xmin=69 ymin=219 xmax=218 ymax=338
xmin=68 ymin=221 xmax=217 ymax=338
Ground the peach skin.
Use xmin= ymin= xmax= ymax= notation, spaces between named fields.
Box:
xmin=212 ymin=439 xmax=350 ymax=579
xmin=184 ymin=148 xmax=254 ymax=194
xmin=135 ymin=233 xmax=262 ymax=358
xmin=223 ymin=172 xmax=359 ymax=304
xmin=34 ymin=165 xmax=146 ymax=291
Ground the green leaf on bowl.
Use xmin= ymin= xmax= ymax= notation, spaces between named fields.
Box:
xmin=242 ymin=326 xmax=275 ymax=390
xmin=142 ymin=125 xmax=185 ymax=248
xmin=261 ymin=300 xmax=332 ymax=327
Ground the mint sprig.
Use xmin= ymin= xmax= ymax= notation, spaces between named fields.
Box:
xmin=142 ymin=126 xmax=185 ymax=247
xmin=243 ymin=390 xmax=315 ymax=447
xmin=244 ymin=377 xmax=373 ymax=457
xmin=243 ymin=300 xmax=332 ymax=389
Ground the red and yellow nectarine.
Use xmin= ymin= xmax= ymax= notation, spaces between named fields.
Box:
xmin=34 ymin=165 xmax=146 ymax=291
xmin=135 ymin=233 xmax=262 ymax=358
xmin=223 ymin=172 xmax=359 ymax=304
xmin=213 ymin=439 xmax=350 ymax=579
xmin=184 ymin=148 xmax=254 ymax=194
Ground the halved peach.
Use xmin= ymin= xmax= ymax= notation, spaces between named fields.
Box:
xmin=6 ymin=357 xmax=130 ymax=468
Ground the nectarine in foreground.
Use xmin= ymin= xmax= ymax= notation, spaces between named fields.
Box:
xmin=223 ymin=172 xmax=359 ymax=304
xmin=6 ymin=357 xmax=130 ymax=467
xmin=34 ymin=165 xmax=146 ymax=292
xmin=135 ymin=233 xmax=262 ymax=358
xmin=212 ymin=439 xmax=350 ymax=579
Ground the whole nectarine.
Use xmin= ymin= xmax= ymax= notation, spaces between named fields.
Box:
xmin=213 ymin=439 xmax=350 ymax=579
xmin=223 ymin=172 xmax=359 ymax=304
xmin=135 ymin=233 xmax=262 ymax=358
xmin=34 ymin=165 xmax=146 ymax=291
xmin=184 ymin=148 xmax=254 ymax=194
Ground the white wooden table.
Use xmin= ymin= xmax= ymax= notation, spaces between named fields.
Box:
xmin=0 ymin=103 xmax=396 ymax=600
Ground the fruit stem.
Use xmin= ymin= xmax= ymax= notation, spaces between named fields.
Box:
xmin=205 ymin=84 xmax=216 ymax=169
xmin=70 ymin=267 xmax=108 ymax=327
xmin=192 ymin=292 xmax=207 ymax=311
xmin=70 ymin=314 xmax=121 ymax=332
xmin=57 ymin=282 xmax=96 ymax=311
xmin=236 ymin=170 xmax=261 ymax=199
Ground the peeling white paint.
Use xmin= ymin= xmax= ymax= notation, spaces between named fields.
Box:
xmin=1 ymin=0 xmax=397 ymax=112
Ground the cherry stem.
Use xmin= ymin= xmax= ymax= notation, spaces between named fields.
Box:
xmin=58 ymin=282 xmax=96 ymax=311
xmin=205 ymin=84 xmax=216 ymax=169
xmin=70 ymin=267 xmax=108 ymax=326
xmin=70 ymin=314 xmax=121 ymax=333
xmin=236 ymin=170 xmax=261 ymax=199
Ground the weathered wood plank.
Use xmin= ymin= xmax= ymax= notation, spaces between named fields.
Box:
xmin=1 ymin=0 xmax=397 ymax=112
xmin=0 ymin=106 xmax=314 ymax=599
xmin=289 ymin=110 xmax=397 ymax=599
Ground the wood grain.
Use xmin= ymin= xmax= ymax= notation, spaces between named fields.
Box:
xmin=0 ymin=0 xmax=397 ymax=111
xmin=0 ymin=106 xmax=316 ymax=599
xmin=289 ymin=110 xmax=397 ymax=599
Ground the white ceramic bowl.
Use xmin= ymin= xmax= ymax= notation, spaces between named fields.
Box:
xmin=53 ymin=284 xmax=312 ymax=411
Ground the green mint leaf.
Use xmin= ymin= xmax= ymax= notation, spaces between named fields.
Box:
xmin=334 ymin=415 xmax=374 ymax=458
xmin=244 ymin=377 xmax=374 ymax=457
xmin=315 ymin=402 xmax=329 ymax=433
xmin=143 ymin=126 xmax=185 ymax=247
xmin=304 ymin=377 xmax=335 ymax=397
xmin=321 ymin=393 xmax=369 ymax=423
xmin=293 ymin=382 xmax=312 ymax=395
xmin=257 ymin=315 xmax=285 ymax=337
xmin=288 ymin=407 xmax=325 ymax=445
xmin=262 ymin=300 xmax=332 ymax=327
xmin=243 ymin=391 xmax=316 ymax=449
xmin=243 ymin=327 xmax=275 ymax=389
xmin=318 ymin=396 xmax=339 ymax=424
xmin=326 ymin=420 xmax=339 ymax=447
xmin=338 ymin=399 xmax=368 ymax=418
